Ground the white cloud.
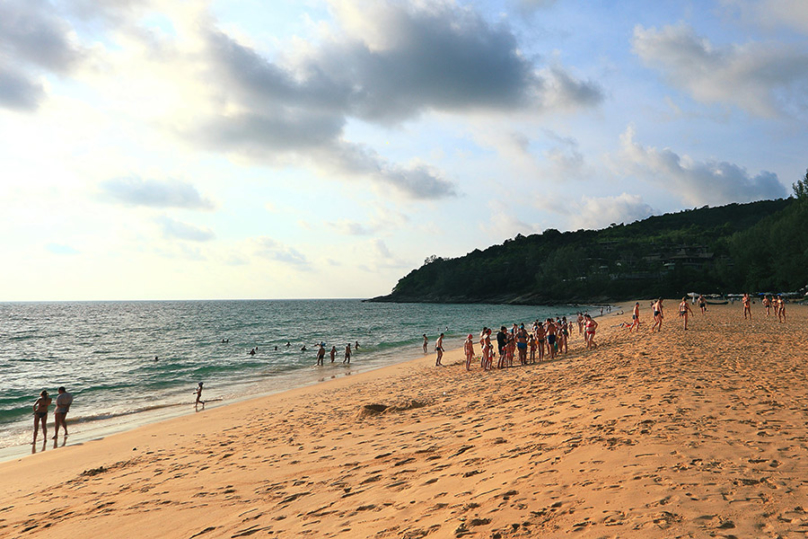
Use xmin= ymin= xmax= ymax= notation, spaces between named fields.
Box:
xmin=719 ymin=0 xmax=808 ymax=34
xmin=632 ymin=23 xmax=808 ymax=118
xmin=569 ymin=194 xmax=655 ymax=230
xmin=157 ymin=216 xmax=215 ymax=242
xmin=618 ymin=126 xmax=787 ymax=205
xmin=253 ymin=237 xmax=310 ymax=267
xmin=99 ymin=177 xmax=216 ymax=210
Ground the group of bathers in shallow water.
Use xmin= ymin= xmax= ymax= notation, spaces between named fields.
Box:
xmin=429 ymin=313 xmax=600 ymax=370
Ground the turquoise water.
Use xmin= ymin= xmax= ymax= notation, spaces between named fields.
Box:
xmin=0 ymin=300 xmax=591 ymax=454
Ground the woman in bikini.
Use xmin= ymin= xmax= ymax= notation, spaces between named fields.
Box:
xmin=464 ymin=334 xmax=474 ymax=371
xmin=584 ymin=314 xmax=598 ymax=349
xmin=32 ymin=390 xmax=52 ymax=445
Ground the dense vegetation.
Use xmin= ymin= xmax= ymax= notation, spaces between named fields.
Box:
xmin=372 ymin=188 xmax=808 ymax=304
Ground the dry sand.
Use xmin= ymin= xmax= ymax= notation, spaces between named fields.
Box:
xmin=2 ymin=301 xmax=807 ymax=538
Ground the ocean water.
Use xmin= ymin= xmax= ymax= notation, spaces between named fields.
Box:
xmin=0 ymin=299 xmax=590 ymax=458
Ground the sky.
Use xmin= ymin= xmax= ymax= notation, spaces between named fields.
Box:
xmin=1 ymin=0 xmax=806 ymax=301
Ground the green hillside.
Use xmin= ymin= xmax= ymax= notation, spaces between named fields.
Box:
xmin=371 ymin=197 xmax=808 ymax=304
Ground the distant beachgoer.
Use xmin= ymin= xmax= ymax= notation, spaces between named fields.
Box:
xmin=195 ymin=382 xmax=205 ymax=409
xmin=483 ymin=329 xmax=493 ymax=370
xmin=577 ymin=313 xmax=584 ymax=336
xmin=651 ymin=299 xmax=664 ymax=332
xmin=330 ymin=345 xmax=337 ymax=363
xmin=464 ymin=334 xmax=474 ymax=371
xmin=316 ymin=344 xmax=326 ymax=366
xmin=286 ymin=341 xmax=291 ymax=347
xmin=355 ymin=341 xmax=360 ymax=350
xmin=274 ymin=346 xmax=278 ymax=351
xmin=154 ymin=356 xmax=158 ymax=361
xmin=559 ymin=317 xmax=569 ymax=354
xmin=535 ymin=322 xmax=546 ymax=362
xmin=528 ymin=334 xmax=537 ymax=364
xmin=545 ymin=319 xmax=557 ymax=361
xmin=496 ymin=327 xmax=507 ymax=363
xmin=679 ymin=297 xmax=694 ymax=330
xmin=743 ymin=293 xmax=752 ymax=319
xmin=763 ymin=295 xmax=771 ymax=316
xmin=698 ymin=294 xmax=707 ymax=314
xmin=630 ymin=302 xmax=641 ymax=332
xmin=344 ymin=344 xmax=352 ymax=364
xmin=516 ymin=324 xmax=528 ymax=365
xmin=423 ymin=334 xmax=428 ymax=354
xmin=301 ymin=345 xmax=307 ymax=352
xmin=777 ymin=296 xmax=786 ymax=323
xmin=584 ymin=314 xmax=598 ymax=349
xmin=435 ymin=333 xmax=444 ymax=367
xmin=53 ymin=386 xmax=72 ymax=441
xmin=249 ymin=348 xmax=256 ymax=355
xmin=32 ymin=390 xmax=52 ymax=444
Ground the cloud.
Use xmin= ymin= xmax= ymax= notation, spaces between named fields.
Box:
xmin=100 ymin=177 xmax=215 ymax=210
xmin=618 ymin=126 xmax=787 ymax=205
xmin=46 ymin=243 xmax=79 ymax=255
xmin=632 ymin=23 xmax=808 ymax=118
xmin=189 ymin=0 xmax=601 ymax=198
xmin=254 ymin=237 xmax=310 ymax=267
xmin=327 ymin=208 xmax=410 ymax=236
xmin=157 ymin=216 xmax=215 ymax=242
xmin=719 ymin=0 xmax=808 ymax=34
xmin=570 ymin=194 xmax=655 ymax=230
xmin=0 ymin=0 xmax=84 ymax=111
xmin=485 ymin=200 xmax=542 ymax=240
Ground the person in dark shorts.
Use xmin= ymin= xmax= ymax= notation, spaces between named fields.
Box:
xmin=32 ymin=390 xmax=52 ymax=444
xmin=53 ymin=386 xmax=73 ymax=441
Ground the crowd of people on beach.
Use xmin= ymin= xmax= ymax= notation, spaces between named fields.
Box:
xmin=426 ymin=313 xmax=600 ymax=371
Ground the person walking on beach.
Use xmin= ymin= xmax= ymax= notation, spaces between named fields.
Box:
xmin=651 ymin=299 xmax=664 ymax=332
xmin=679 ymin=297 xmax=694 ymax=330
xmin=330 ymin=345 xmax=337 ymax=363
xmin=698 ymin=294 xmax=707 ymax=314
xmin=584 ymin=314 xmax=598 ymax=349
xmin=52 ymin=386 xmax=72 ymax=441
xmin=343 ymin=343 xmax=352 ymax=364
xmin=630 ymin=302 xmax=641 ymax=332
xmin=777 ymin=295 xmax=786 ymax=323
xmin=743 ymin=293 xmax=752 ymax=320
xmin=423 ymin=334 xmax=428 ymax=353
xmin=32 ymin=390 xmax=52 ymax=445
xmin=435 ymin=333 xmax=444 ymax=366
xmin=464 ymin=334 xmax=474 ymax=371
xmin=194 ymin=382 xmax=205 ymax=410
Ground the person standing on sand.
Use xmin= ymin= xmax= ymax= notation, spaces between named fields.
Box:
xmin=679 ymin=297 xmax=694 ymax=330
xmin=651 ymin=299 xmax=664 ymax=332
xmin=630 ymin=302 xmax=641 ymax=332
xmin=32 ymin=390 xmax=52 ymax=444
xmin=435 ymin=333 xmax=444 ymax=366
xmin=343 ymin=343 xmax=352 ymax=364
xmin=52 ymin=386 xmax=72 ymax=441
xmin=777 ymin=295 xmax=786 ymax=323
xmin=464 ymin=334 xmax=474 ymax=371
xmin=545 ymin=319 xmax=557 ymax=361
xmin=423 ymin=334 xmax=428 ymax=354
xmin=535 ymin=322 xmax=546 ymax=362
xmin=698 ymin=294 xmax=707 ymax=314
xmin=742 ymin=293 xmax=752 ymax=319
xmin=194 ymin=382 xmax=205 ymax=410
xmin=316 ymin=344 xmax=326 ymax=366
xmin=516 ymin=324 xmax=528 ymax=365
xmin=763 ymin=295 xmax=771 ymax=316
xmin=584 ymin=314 xmax=598 ymax=349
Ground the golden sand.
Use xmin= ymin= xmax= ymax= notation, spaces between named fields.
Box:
xmin=1 ymin=302 xmax=807 ymax=538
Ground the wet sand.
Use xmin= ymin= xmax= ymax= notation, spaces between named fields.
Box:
xmin=1 ymin=302 xmax=806 ymax=538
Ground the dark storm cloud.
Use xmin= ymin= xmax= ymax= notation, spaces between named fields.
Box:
xmin=100 ymin=177 xmax=216 ymax=210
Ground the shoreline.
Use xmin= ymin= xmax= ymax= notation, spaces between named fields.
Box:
xmin=9 ymin=301 xmax=800 ymax=537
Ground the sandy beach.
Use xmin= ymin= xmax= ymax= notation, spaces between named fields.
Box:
xmin=2 ymin=301 xmax=807 ymax=538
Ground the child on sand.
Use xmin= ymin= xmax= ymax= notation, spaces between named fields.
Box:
xmin=194 ymin=382 xmax=205 ymax=410
xmin=32 ymin=390 xmax=52 ymax=444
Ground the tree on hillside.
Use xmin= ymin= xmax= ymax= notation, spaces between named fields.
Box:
xmin=793 ymin=168 xmax=808 ymax=200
